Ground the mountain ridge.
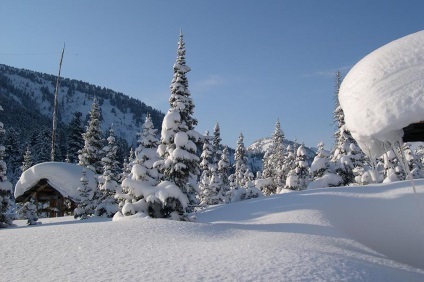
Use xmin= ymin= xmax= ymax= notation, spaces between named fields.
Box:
xmin=0 ymin=63 xmax=165 ymax=145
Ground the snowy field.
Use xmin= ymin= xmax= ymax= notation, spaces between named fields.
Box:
xmin=2 ymin=181 xmax=424 ymax=281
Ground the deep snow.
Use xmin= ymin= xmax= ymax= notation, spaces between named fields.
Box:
xmin=339 ymin=30 xmax=424 ymax=156
xmin=2 ymin=181 xmax=424 ymax=281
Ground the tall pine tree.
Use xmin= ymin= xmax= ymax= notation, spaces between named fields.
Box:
xmin=261 ymin=119 xmax=285 ymax=195
xmin=330 ymin=71 xmax=361 ymax=186
xmin=68 ymin=111 xmax=85 ymax=163
xmin=133 ymin=113 xmax=161 ymax=185
xmin=217 ymin=145 xmax=231 ymax=199
xmin=156 ymin=31 xmax=200 ymax=212
xmin=212 ymin=123 xmax=222 ymax=169
xmin=78 ymin=98 xmax=104 ymax=174
xmin=21 ymin=145 xmax=33 ymax=173
xmin=234 ymin=133 xmax=248 ymax=188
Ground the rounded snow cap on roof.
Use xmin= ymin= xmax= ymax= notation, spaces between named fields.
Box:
xmin=15 ymin=162 xmax=97 ymax=202
xmin=339 ymin=30 xmax=424 ymax=156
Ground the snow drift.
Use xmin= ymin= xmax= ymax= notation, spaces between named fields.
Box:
xmin=339 ymin=30 xmax=424 ymax=156
xmin=3 ymin=181 xmax=424 ymax=281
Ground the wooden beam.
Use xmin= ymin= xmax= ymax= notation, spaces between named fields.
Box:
xmin=403 ymin=121 xmax=424 ymax=142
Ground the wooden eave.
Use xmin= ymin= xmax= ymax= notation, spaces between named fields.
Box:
xmin=15 ymin=178 xmax=66 ymax=203
xmin=403 ymin=121 xmax=424 ymax=142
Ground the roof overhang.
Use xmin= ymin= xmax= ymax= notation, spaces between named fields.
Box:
xmin=403 ymin=121 xmax=424 ymax=142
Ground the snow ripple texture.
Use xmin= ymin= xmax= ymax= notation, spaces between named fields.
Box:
xmin=2 ymin=181 xmax=424 ymax=281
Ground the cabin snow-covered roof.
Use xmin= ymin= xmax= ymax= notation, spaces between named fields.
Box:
xmin=339 ymin=30 xmax=424 ymax=156
xmin=15 ymin=162 xmax=97 ymax=201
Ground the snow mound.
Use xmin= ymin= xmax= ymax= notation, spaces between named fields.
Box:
xmin=339 ymin=30 xmax=424 ymax=156
xmin=4 ymin=181 xmax=424 ymax=281
xmin=15 ymin=162 xmax=97 ymax=201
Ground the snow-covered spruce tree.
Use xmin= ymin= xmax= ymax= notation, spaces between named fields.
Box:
xmin=200 ymin=131 xmax=213 ymax=176
xmin=332 ymin=128 xmax=356 ymax=186
xmin=0 ymin=106 xmax=14 ymax=228
xmin=243 ymin=168 xmax=261 ymax=199
xmin=68 ymin=111 xmax=85 ymax=163
xmin=155 ymin=31 xmax=200 ymax=216
xmin=20 ymin=197 xmax=38 ymax=225
xmin=331 ymin=70 xmax=344 ymax=153
xmin=100 ymin=126 xmax=120 ymax=182
xmin=95 ymin=170 xmax=120 ymax=218
xmin=217 ymin=146 xmax=231 ymax=201
xmin=349 ymin=142 xmax=367 ymax=184
xmin=227 ymin=133 xmax=249 ymax=202
xmin=285 ymin=169 xmax=299 ymax=190
xmin=119 ymin=158 xmax=131 ymax=182
xmin=199 ymin=170 xmax=224 ymax=206
xmin=212 ymin=123 xmax=222 ymax=169
xmin=199 ymin=130 xmax=227 ymax=206
xmin=78 ymin=98 xmax=104 ymax=174
xmin=21 ymin=145 xmax=33 ymax=173
xmin=415 ymin=144 xmax=424 ymax=167
xmin=310 ymin=141 xmax=329 ymax=180
xmin=279 ymin=144 xmax=296 ymax=191
xmin=133 ymin=113 xmax=161 ymax=185
xmin=116 ymin=115 xmax=163 ymax=218
xmin=383 ymin=149 xmax=403 ymax=183
xmin=234 ymin=133 xmax=248 ymax=187
xmin=404 ymin=143 xmax=424 ymax=179
xmin=96 ymin=126 xmax=121 ymax=218
xmin=261 ymin=119 xmax=285 ymax=195
xmin=119 ymin=148 xmax=136 ymax=183
xmin=74 ymin=169 xmax=94 ymax=220
xmin=32 ymin=128 xmax=51 ymax=164
xmin=261 ymin=148 xmax=272 ymax=179
xmin=308 ymin=142 xmax=344 ymax=189
xmin=330 ymin=70 xmax=366 ymax=186
xmin=293 ymin=144 xmax=310 ymax=190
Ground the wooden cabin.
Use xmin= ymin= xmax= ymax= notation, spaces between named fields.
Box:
xmin=15 ymin=178 xmax=76 ymax=217
xmin=14 ymin=162 xmax=97 ymax=218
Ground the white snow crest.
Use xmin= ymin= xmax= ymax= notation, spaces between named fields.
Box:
xmin=156 ymin=181 xmax=189 ymax=208
xmin=121 ymin=178 xmax=156 ymax=199
xmin=161 ymin=109 xmax=180 ymax=142
xmin=174 ymin=132 xmax=188 ymax=148
xmin=254 ymin=177 xmax=273 ymax=189
xmin=340 ymin=30 xmax=424 ymax=156
xmin=308 ymin=173 xmax=343 ymax=189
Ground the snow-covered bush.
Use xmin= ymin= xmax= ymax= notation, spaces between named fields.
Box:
xmin=307 ymin=172 xmax=342 ymax=189
xmin=114 ymin=179 xmax=189 ymax=220
xmin=74 ymin=169 xmax=96 ymax=220
xmin=20 ymin=197 xmax=38 ymax=225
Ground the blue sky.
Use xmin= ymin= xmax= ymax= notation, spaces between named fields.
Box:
xmin=1 ymin=1 xmax=424 ymax=149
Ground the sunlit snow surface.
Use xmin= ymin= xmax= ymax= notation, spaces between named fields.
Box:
xmin=339 ymin=30 xmax=424 ymax=156
xmin=2 ymin=181 xmax=424 ymax=281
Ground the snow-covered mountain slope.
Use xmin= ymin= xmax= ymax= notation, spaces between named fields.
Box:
xmin=247 ymin=137 xmax=316 ymax=173
xmin=0 ymin=64 xmax=164 ymax=145
xmin=248 ymin=136 xmax=316 ymax=157
xmin=3 ymin=181 xmax=424 ymax=281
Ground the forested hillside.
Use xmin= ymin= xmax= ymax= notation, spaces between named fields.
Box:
xmin=0 ymin=64 xmax=164 ymax=184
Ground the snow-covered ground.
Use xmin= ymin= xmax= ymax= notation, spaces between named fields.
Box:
xmin=2 ymin=181 xmax=424 ymax=281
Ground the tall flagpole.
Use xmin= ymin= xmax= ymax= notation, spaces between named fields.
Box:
xmin=51 ymin=43 xmax=65 ymax=161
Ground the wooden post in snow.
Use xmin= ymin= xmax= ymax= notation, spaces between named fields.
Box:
xmin=51 ymin=44 xmax=65 ymax=161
